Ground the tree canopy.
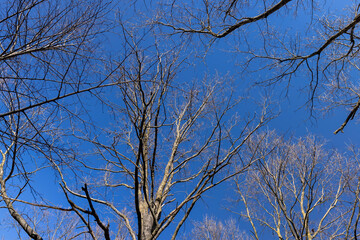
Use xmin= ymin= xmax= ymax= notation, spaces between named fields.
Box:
xmin=0 ymin=0 xmax=359 ymax=239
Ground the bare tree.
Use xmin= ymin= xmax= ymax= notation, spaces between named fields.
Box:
xmin=0 ymin=0 xmax=116 ymax=239
xmin=233 ymin=131 xmax=359 ymax=240
xmin=183 ymin=216 xmax=250 ymax=240
xmin=0 ymin=0 xmax=271 ymax=238
xmin=155 ymin=0 xmax=360 ymax=133
xmin=4 ymin=207 xmax=94 ymax=240
xmin=53 ymin=28 xmax=271 ymax=240
xmin=155 ymin=0 xmax=299 ymax=38
xmin=0 ymin=0 xmax=116 ymax=117
xmin=0 ymin=1 xmax=327 ymax=239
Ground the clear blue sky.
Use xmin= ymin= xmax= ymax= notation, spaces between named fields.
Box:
xmin=0 ymin=0 xmax=359 ymax=239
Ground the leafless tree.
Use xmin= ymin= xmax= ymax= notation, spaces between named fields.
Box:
xmin=155 ymin=0 xmax=360 ymax=133
xmin=4 ymin=207 xmax=92 ymax=240
xmin=53 ymin=27 xmax=272 ymax=239
xmin=0 ymin=0 xmax=271 ymax=238
xmin=233 ymin=131 xmax=360 ymax=240
xmin=156 ymin=0 xmax=297 ymax=38
xmin=183 ymin=216 xmax=251 ymax=240
xmin=0 ymin=0 xmax=116 ymax=239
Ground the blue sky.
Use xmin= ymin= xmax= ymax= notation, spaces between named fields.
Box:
xmin=1 ymin=0 xmax=360 ymax=239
